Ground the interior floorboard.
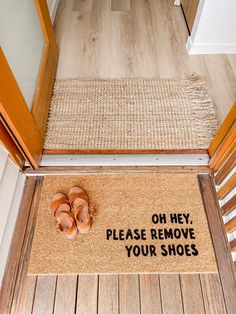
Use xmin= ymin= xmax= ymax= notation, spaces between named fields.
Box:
xmin=54 ymin=0 xmax=236 ymax=123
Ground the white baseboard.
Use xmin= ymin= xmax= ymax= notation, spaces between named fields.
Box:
xmin=40 ymin=154 xmax=209 ymax=167
xmin=48 ymin=0 xmax=60 ymax=24
xmin=186 ymin=36 xmax=236 ymax=54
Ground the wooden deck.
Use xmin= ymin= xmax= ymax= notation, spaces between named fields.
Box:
xmin=11 ymin=273 xmax=228 ymax=314
xmin=0 ymin=170 xmax=235 ymax=314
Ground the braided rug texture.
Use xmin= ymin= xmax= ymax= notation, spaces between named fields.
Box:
xmin=44 ymin=75 xmax=219 ymax=150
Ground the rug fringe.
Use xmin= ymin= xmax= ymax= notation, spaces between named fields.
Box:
xmin=185 ymin=74 xmax=219 ymax=147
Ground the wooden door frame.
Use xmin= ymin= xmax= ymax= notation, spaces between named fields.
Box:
xmin=209 ymin=102 xmax=236 ymax=158
xmin=0 ymin=119 xmax=24 ymax=168
xmin=32 ymin=0 xmax=58 ymax=138
xmin=209 ymin=101 xmax=236 ymax=171
xmin=0 ymin=48 xmax=43 ymax=169
xmin=0 ymin=0 xmax=58 ymax=169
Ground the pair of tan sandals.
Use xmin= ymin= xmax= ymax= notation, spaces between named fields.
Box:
xmin=50 ymin=187 xmax=94 ymax=239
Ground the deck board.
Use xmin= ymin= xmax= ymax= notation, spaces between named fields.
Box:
xmin=119 ymin=274 xmax=140 ymax=314
xmin=200 ymin=274 xmax=227 ymax=314
xmin=54 ymin=275 xmax=78 ymax=314
xmin=139 ymin=274 xmax=162 ymax=314
xmin=13 ymin=275 xmax=37 ymax=314
xmin=180 ymin=274 xmax=205 ymax=314
xmin=76 ymin=275 xmax=98 ymax=314
xmin=32 ymin=276 xmax=57 ymax=314
xmin=98 ymin=275 xmax=118 ymax=314
xmin=160 ymin=274 xmax=184 ymax=314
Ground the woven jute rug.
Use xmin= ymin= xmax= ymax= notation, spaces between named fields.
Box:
xmin=28 ymin=174 xmax=217 ymax=274
xmin=44 ymin=75 xmax=219 ymax=150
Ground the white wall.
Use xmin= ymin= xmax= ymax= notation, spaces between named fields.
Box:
xmin=0 ymin=145 xmax=25 ymax=288
xmin=187 ymin=0 xmax=236 ymax=54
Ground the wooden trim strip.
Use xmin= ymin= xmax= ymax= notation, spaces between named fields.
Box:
xmin=216 ymin=173 xmax=236 ymax=200
xmin=43 ymin=149 xmax=209 ymax=155
xmin=215 ymin=150 xmax=236 ymax=185
xmin=23 ymin=165 xmax=212 ymax=175
xmin=209 ymin=121 xmax=236 ymax=171
xmin=32 ymin=0 xmax=58 ymax=138
xmin=208 ymin=101 xmax=236 ymax=157
xmin=229 ymin=239 xmax=236 ymax=252
xmin=0 ymin=177 xmax=36 ymax=314
xmin=11 ymin=177 xmax=44 ymax=313
xmin=198 ymin=174 xmax=236 ymax=314
xmin=0 ymin=120 xmax=24 ymax=168
xmin=222 ymin=195 xmax=236 ymax=216
xmin=225 ymin=216 xmax=236 ymax=234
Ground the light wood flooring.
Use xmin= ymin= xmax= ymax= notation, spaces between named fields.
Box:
xmin=1 ymin=172 xmax=236 ymax=314
xmin=54 ymin=0 xmax=236 ymax=123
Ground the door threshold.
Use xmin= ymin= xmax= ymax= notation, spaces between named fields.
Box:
xmin=43 ymin=149 xmax=208 ymax=155
xmin=38 ymin=153 xmax=209 ymax=167
xmin=24 ymin=165 xmax=212 ymax=176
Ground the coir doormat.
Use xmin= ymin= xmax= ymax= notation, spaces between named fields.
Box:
xmin=28 ymin=174 xmax=217 ymax=274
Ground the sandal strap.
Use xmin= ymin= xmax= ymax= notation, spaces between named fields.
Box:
xmin=69 ymin=193 xmax=88 ymax=209
xmin=55 ymin=211 xmax=76 ymax=235
xmin=74 ymin=205 xmax=94 ymax=223
xmin=69 ymin=191 xmax=88 ymax=200
xmin=51 ymin=198 xmax=69 ymax=215
xmin=54 ymin=203 xmax=71 ymax=217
